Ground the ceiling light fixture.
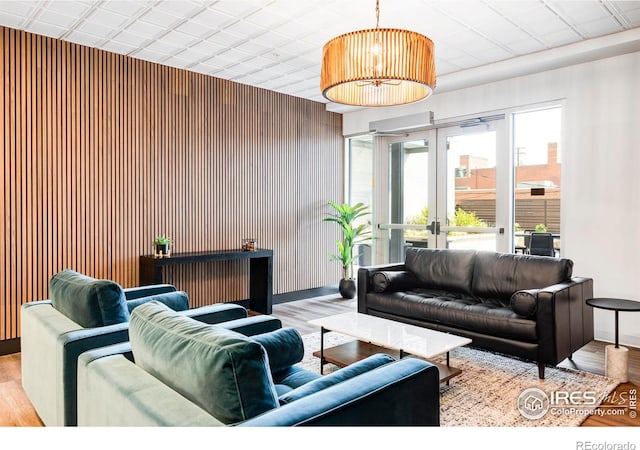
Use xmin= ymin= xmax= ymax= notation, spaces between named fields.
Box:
xmin=320 ymin=0 xmax=436 ymax=107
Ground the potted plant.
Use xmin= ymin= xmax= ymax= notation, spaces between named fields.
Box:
xmin=154 ymin=234 xmax=172 ymax=257
xmin=323 ymin=201 xmax=372 ymax=299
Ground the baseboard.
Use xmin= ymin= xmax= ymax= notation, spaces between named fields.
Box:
xmin=273 ymin=286 xmax=338 ymax=305
xmin=594 ymin=329 xmax=640 ymax=349
xmin=0 ymin=338 xmax=20 ymax=356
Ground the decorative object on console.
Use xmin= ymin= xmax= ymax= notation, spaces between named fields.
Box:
xmin=323 ymin=201 xmax=372 ymax=299
xmin=242 ymin=238 xmax=257 ymax=252
xmin=153 ymin=234 xmax=172 ymax=258
xmin=320 ymin=0 xmax=436 ymax=106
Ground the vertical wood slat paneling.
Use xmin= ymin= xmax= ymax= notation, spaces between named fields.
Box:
xmin=0 ymin=26 xmax=344 ymax=341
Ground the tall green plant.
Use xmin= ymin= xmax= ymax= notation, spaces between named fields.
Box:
xmin=323 ymin=201 xmax=372 ymax=280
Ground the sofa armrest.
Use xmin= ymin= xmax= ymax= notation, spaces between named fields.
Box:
xmin=357 ymin=263 xmax=406 ymax=313
xmin=77 ymin=351 xmax=222 ymax=426
xmin=178 ymin=304 xmax=280 ymax=336
xmin=123 ymin=284 xmax=176 ymax=300
xmin=21 ymin=301 xmax=141 ymax=426
xmin=535 ymin=277 xmax=594 ymax=365
xmin=126 ymin=291 xmax=189 ymax=313
xmin=56 ymin=322 xmax=134 ymax=426
xmin=214 ymin=315 xmax=282 ymax=336
xmin=240 ymin=358 xmax=440 ymax=426
xmin=177 ymin=303 xmax=248 ymax=324
xmin=21 ymin=300 xmax=82 ymax=426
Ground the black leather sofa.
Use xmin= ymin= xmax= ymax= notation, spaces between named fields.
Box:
xmin=357 ymin=248 xmax=594 ymax=378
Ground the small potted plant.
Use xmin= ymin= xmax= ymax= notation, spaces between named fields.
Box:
xmin=153 ymin=234 xmax=172 ymax=258
xmin=323 ymin=201 xmax=372 ymax=299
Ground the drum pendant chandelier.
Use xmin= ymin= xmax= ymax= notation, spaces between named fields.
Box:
xmin=320 ymin=0 xmax=436 ymax=107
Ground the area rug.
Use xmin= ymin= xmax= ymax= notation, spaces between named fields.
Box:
xmin=297 ymin=332 xmax=618 ymax=427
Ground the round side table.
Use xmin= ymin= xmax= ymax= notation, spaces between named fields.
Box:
xmin=586 ymin=298 xmax=640 ymax=383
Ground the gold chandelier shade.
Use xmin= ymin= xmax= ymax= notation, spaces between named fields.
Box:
xmin=321 ymin=28 xmax=436 ymax=107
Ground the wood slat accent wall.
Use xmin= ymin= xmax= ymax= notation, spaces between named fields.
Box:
xmin=0 ymin=27 xmax=344 ymax=342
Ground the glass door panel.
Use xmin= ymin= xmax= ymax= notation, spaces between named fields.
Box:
xmin=387 ymin=137 xmax=434 ymax=262
xmin=377 ymin=118 xmax=508 ymax=265
xmin=434 ymin=120 xmax=509 ymax=251
xmin=436 ymin=122 xmax=506 ymax=251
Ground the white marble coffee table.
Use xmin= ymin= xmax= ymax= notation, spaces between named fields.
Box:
xmin=308 ymin=312 xmax=472 ymax=383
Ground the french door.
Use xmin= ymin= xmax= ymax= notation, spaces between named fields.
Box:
xmin=377 ymin=118 xmax=510 ymax=263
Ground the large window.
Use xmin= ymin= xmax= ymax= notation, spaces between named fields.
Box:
xmin=512 ymin=106 xmax=562 ymax=254
xmin=345 ymin=104 xmax=563 ymax=265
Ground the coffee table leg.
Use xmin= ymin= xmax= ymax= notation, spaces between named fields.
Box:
xmin=446 ymin=352 xmax=450 ymax=386
xmin=320 ymin=326 xmax=325 ymax=375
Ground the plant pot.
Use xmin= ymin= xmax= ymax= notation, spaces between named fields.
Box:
xmin=338 ymin=278 xmax=356 ymax=299
xmin=156 ymin=244 xmax=169 ymax=256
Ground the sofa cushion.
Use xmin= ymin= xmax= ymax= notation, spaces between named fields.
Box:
xmin=129 ymin=301 xmax=279 ymax=425
xmin=250 ymin=327 xmax=304 ymax=374
xmin=49 ymin=269 xmax=129 ymax=328
xmin=272 ymin=365 xmax=322 ymax=390
xmin=372 ymin=271 xmax=419 ymax=293
xmin=471 ymin=252 xmax=573 ymax=300
xmin=511 ymin=290 xmax=539 ymax=318
xmin=405 ymin=248 xmax=476 ymax=295
xmin=125 ymin=291 xmax=189 ymax=313
xmin=366 ymin=290 xmax=537 ymax=342
xmin=278 ymin=354 xmax=395 ymax=405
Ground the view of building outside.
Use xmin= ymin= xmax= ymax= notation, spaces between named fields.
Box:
xmin=452 ymin=106 xmax=562 ymax=251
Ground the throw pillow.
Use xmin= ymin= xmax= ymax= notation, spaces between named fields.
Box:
xmin=372 ymin=271 xmax=419 ymax=293
xmin=510 ymin=289 xmax=539 ymax=317
xmin=250 ymin=327 xmax=305 ymax=374
xmin=129 ymin=301 xmax=279 ymax=425
xmin=49 ymin=269 xmax=129 ymax=328
xmin=125 ymin=290 xmax=189 ymax=313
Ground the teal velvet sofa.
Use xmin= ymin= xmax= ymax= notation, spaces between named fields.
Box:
xmin=20 ymin=269 xmax=251 ymax=426
xmin=77 ymin=301 xmax=441 ymax=426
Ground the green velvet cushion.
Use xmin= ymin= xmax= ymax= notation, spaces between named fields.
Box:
xmin=49 ymin=269 xmax=129 ymax=328
xmin=278 ymin=353 xmax=395 ymax=405
xmin=125 ymin=291 xmax=189 ymax=313
xmin=250 ymin=327 xmax=305 ymax=374
xmin=129 ymin=301 xmax=279 ymax=425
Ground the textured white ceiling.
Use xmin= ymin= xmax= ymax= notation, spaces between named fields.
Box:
xmin=1 ymin=0 xmax=640 ymax=110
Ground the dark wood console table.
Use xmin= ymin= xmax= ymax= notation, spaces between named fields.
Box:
xmin=139 ymin=249 xmax=273 ymax=314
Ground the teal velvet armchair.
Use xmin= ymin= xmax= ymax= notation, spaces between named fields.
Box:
xmin=20 ymin=269 xmax=249 ymax=426
xmin=77 ymin=301 xmax=441 ymax=427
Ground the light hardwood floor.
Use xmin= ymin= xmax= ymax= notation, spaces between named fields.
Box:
xmin=0 ymin=293 xmax=638 ymax=427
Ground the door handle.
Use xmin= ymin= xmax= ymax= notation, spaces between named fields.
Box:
xmin=427 ymin=221 xmax=441 ymax=235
